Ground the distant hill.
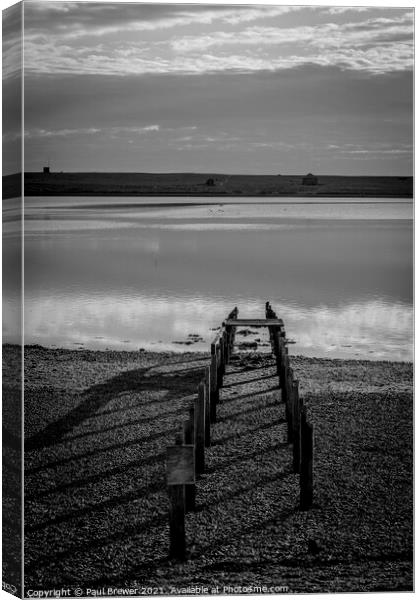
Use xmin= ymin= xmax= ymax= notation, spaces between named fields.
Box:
xmin=2 ymin=172 xmax=414 ymax=199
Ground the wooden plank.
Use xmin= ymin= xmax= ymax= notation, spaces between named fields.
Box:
xmin=189 ymin=405 xmax=197 ymax=476
xmin=167 ymin=436 xmax=189 ymax=561
xmin=223 ymin=331 xmax=228 ymax=372
xmin=227 ymin=308 xmax=238 ymax=351
xmin=195 ymin=382 xmax=206 ymax=473
xmin=292 ymin=380 xmax=301 ymax=473
xmin=225 ymin=325 xmax=233 ymax=362
xmin=210 ymin=353 xmax=218 ymax=391
xmin=204 ymin=367 xmax=211 ymax=447
xmin=216 ymin=344 xmax=223 ymax=389
xmin=274 ymin=330 xmax=283 ymax=378
xmin=226 ymin=328 xmax=232 ymax=363
xmin=183 ymin=421 xmax=196 ymax=512
xmin=286 ymin=364 xmax=294 ymax=444
xmin=230 ymin=328 xmax=236 ymax=352
xmin=167 ymin=445 xmax=195 ymax=485
xmin=280 ymin=346 xmax=288 ymax=395
xmin=270 ymin=324 xmax=281 ymax=356
xmin=168 ymin=483 xmax=186 ymax=560
xmin=219 ymin=334 xmax=226 ymax=381
xmin=224 ymin=318 xmax=283 ymax=327
xmin=210 ymin=353 xmax=218 ymax=423
xmin=300 ymin=407 xmax=314 ymax=510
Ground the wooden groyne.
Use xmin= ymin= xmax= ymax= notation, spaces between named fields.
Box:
xmin=166 ymin=303 xmax=314 ymax=560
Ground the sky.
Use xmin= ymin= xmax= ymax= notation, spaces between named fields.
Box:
xmin=2 ymin=0 xmax=414 ymax=175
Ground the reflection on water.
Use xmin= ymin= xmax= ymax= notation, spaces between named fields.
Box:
xmin=3 ymin=197 xmax=413 ymax=360
xmin=15 ymin=295 xmax=412 ymax=361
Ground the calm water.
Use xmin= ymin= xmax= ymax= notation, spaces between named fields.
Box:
xmin=3 ymin=196 xmax=413 ymax=360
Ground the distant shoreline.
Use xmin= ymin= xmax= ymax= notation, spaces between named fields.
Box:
xmin=3 ymin=172 xmax=413 ymax=199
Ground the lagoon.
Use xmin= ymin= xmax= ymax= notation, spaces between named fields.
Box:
xmin=3 ymin=196 xmax=413 ymax=360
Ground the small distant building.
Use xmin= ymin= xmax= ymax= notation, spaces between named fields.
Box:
xmin=43 ymin=166 xmax=50 ymax=174
xmin=206 ymin=178 xmax=215 ymax=186
xmin=302 ymin=173 xmax=318 ymax=185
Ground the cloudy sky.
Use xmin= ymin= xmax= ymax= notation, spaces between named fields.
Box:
xmin=3 ymin=1 xmax=414 ymax=174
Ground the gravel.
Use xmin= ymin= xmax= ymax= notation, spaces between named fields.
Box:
xmin=12 ymin=345 xmax=412 ymax=593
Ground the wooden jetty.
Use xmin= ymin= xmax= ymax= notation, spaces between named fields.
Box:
xmin=166 ymin=302 xmax=314 ymax=560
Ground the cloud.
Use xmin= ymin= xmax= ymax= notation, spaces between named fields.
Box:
xmin=24 ymin=127 xmax=102 ymax=138
xmin=134 ymin=124 xmax=160 ymax=132
xmin=170 ymin=15 xmax=413 ymax=52
xmin=341 ymin=149 xmax=412 ymax=155
xmin=3 ymin=36 xmax=22 ymax=78
xmin=326 ymin=141 xmax=413 ymax=159
xmin=326 ymin=7 xmax=370 ymax=15
xmin=30 ymin=2 xmax=81 ymax=13
xmin=24 ymin=4 xmax=303 ymax=39
xmin=169 ymin=14 xmax=413 ymax=73
xmin=2 ymin=3 xmax=23 ymax=78
xmin=22 ymin=41 xmax=413 ymax=76
xmin=22 ymin=124 xmax=161 ymax=139
xmin=21 ymin=7 xmax=413 ymax=77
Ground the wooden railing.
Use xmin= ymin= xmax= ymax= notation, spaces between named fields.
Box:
xmin=166 ymin=302 xmax=313 ymax=560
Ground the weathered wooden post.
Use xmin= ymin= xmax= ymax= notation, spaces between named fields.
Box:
xmin=265 ymin=302 xmax=273 ymax=350
xmin=268 ymin=327 xmax=276 ymax=356
xmin=183 ymin=420 xmax=196 ymax=511
xmin=229 ymin=307 xmax=238 ymax=354
xmin=280 ymin=340 xmax=287 ymax=393
xmin=210 ymin=343 xmax=219 ymax=423
xmin=224 ymin=309 xmax=234 ymax=362
xmin=222 ymin=330 xmax=228 ymax=368
xmin=231 ymin=325 xmax=235 ymax=356
xmin=300 ymin=407 xmax=314 ymax=510
xmin=195 ymin=382 xmax=206 ymax=473
xmin=286 ymin=365 xmax=294 ymax=444
xmin=189 ymin=405 xmax=197 ymax=476
xmin=272 ymin=327 xmax=277 ymax=355
xmin=225 ymin=326 xmax=232 ymax=363
xmin=167 ymin=439 xmax=195 ymax=560
xmin=219 ymin=333 xmax=225 ymax=382
xmin=204 ymin=367 xmax=211 ymax=447
xmin=281 ymin=348 xmax=290 ymax=434
xmin=273 ymin=328 xmax=282 ymax=382
xmin=227 ymin=306 xmax=238 ymax=320
xmin=265 ymin=302 xmax=277 ymax=320
xmin=273 ymin=328 xmax=284 ymax=406
xmin=292 ymin=380 xmax=303 ymax=473
xmin=216 ymin=342 xmax=223 ymax=389
xmin=184 ymin=419 xmax=196 ymax=512
xmin=272 ymin=326 xmax=278 ymax=356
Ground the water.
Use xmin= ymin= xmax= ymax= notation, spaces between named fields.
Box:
xmin=3 ymin=196 xmax=413 ymax=360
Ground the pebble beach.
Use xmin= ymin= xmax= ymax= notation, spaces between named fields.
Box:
xmin=3 ymin=345 xmax=413 ymax=593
